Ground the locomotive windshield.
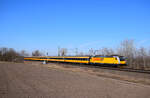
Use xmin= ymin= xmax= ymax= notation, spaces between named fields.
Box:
xmin=119 ymin=56 xmax=126 ymax=61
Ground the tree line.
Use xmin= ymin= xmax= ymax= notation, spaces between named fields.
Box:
xmin=0 ymin=39 xmax=150 ymax=69
xmin=0 ymin=48 xmax=42 ymax=62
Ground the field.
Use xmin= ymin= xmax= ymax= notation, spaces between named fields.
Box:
xmin=0 ymin=61 xmax=150 ymax=98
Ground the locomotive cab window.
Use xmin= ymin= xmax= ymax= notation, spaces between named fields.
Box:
xmin=119 ymin=56 xmax=126 ymax=61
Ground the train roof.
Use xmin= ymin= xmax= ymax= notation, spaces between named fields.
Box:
xmin=94 ymin=55 xmax=124 ymax=57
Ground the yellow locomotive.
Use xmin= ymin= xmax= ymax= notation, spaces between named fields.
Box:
xmin=24 ymin=55 xmax=126 ymax=67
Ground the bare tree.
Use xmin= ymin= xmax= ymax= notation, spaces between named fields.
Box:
xmin=0 ymin=47 xmax=9 ymax=61
xmin=88 ymin=48 xmax=95 ymax=56
xmin=60 ymin=48 xmax=67 ymax=56
xmin=0 ymin=50 xmax=1 ymax=59
xmin=8 ymin=48 xmax=20 ymax=61
xmin=0 ymin=47 xmax=21 ymax=61
xmin=58 ymin=46 xmax=60 ymax=56
xmin=138 ymin=47 xmax=147 ymax=69
xmin=88 ymin=48 xmax=114 ymax=56
xmin=32 ymin=50 xmax=42 ymax=56
xmin=75 ymin=48 xmax=78 ymax=56
xmin=149 ymin=48 xmax=150 ymax=56
xmin=99 ymin=48 xmax=114 ymax=56
xmin=148 ymin=48 xmax=150 ymax=68
xmin=117 ymin=39 xmax=136 ymax=67
xmin=78 ymin=52 xmax=84 ymax=56
xmin=20 ymin=50 xmax=29 ymax=57
xmin=0 ymin=47 xmax=8 ymax=56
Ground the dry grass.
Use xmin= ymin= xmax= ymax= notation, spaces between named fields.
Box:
xmin=25 ymin=61 xmax=150 ymax=85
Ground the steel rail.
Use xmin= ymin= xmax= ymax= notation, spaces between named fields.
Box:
xmin=56 ymin=62 xmax=150 ymax=74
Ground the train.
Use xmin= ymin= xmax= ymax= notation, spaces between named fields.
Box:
xmin=24 ymin=55 xmax=127 ymax=67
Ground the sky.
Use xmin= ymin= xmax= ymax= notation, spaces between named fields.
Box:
xmin=0 ymin=0 xmax=150 ymax=55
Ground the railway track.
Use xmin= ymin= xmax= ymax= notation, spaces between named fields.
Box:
xmin=55 ymin=62 xmax=150 ymax=74
xmin=93 ymin=66 xmax=150 ymax=74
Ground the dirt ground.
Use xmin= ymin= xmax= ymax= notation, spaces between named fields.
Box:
xmin=0 ymin=62 xmax=150 ymax=98
xmin=43 ymin=62 xmax=150 ymax=85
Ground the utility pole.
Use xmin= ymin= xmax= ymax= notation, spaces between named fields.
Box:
xmin=46 ymin=52 xmax=48 ymax=63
